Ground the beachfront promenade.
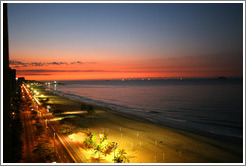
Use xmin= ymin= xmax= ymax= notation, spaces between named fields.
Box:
xmin=21 ymin=83 xmax=84 ymax=163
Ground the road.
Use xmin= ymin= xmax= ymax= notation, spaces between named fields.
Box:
xmin=38 ymin=111 xmax=75 ymax=163
xmin=21 ymin=84 xmax=76 ymax=163
xmin=20 ymin=110 xmax=37 ymax=162
xmin=43 ymin=111 xmax=87 ymax=163
xmin=22 ymin=83 xmax=86 ymax=163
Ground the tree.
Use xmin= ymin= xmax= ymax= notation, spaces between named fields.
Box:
xmin=33 ymin=140 xmax=56 ymax=162
xmin=86 ymin=105 xmax=95 ymax=117
xmin=83 ymin=138 xmax=93 ymax=150
xmin=80 ymin=103 xmax=87 ymax=111
xmin=113 ymin=149 xmax=129 ymax=163
xmin=94 ymin=144 xmax=103 ymax=159
xmin=83 ymin=132 xmax=96 ymax=150
xmin=101 ymin=140 xmax=113 ymax=157
xmin=100 ymin=133 xmax=108 ymax=143
xmin=59 ymin=123 xmax=73 ymax=135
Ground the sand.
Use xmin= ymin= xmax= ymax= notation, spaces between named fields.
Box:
xmin=32 ymin=84 xmax=243 ymax=163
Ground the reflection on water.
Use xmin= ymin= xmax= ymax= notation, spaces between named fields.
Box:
xmin=50 ymin=79 xmax=243 ymax=139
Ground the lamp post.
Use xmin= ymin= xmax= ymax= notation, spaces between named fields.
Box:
xmin=112 ymin=142 xmax=117 ymax=163
xmin=54 ymin=132 xmax=56 ymax=153
xmin=99 ymin=134 xmax=102 ymax=162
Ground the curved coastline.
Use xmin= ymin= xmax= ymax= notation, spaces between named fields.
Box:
xmin=49 ymin=86 xmax=243 ymax=144
xmin=38 ymin=84 xmax=243 ymax=163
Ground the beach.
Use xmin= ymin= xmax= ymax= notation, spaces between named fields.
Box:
xmin=34 ymin=84 xmax=243 ymax=163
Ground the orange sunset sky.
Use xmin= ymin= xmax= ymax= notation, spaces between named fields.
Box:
xmin=8 ymin=3 xmax=243 ymax=81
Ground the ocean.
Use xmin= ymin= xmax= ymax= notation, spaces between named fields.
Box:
xmin=47 ymin=78 xmax=243 ymax=140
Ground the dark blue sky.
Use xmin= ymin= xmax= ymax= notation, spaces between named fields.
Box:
xmin=7 ymin=3 xmax=243 ymax=80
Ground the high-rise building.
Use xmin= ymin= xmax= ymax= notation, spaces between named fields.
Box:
xmin=17 ymin=77 xmax=25 ymax=84
xmin=9 ymin=67 xmax=16 ymax=90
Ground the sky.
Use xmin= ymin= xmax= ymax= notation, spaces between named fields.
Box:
xmin=8 ymin=3 xmax=243 ymax=80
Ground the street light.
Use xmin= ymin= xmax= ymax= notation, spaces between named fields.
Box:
xmin=54 ymin=132 xmax=56 ymax=152
xmin=112 ymin=142 xmax=117 ymax=163
xmin=99 ymin=134 xmax=102 ymax=162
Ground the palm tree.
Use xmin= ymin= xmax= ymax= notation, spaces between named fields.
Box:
xmin=80 ymin=103 xmax=87 ymax=111
xmin=100 ymin=133 xmax=108 ymax=143
xmin=86 ymin=104 xmax=95 ymax=117
xmin=113 ymin=149 xmax=129 ymax=163
xmin=101 ymin=140 xmax=113 ymax=157
xmin=94 ymin=144 xmax=103 ymax=159
xmin=84 ymin=138 xmax=93 ymax=149
xmin=83 ymin=132 xmax=96 ymax=150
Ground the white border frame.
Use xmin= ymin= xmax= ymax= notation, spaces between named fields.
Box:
xmin=1 ymin=1 xmax=245 ymax=165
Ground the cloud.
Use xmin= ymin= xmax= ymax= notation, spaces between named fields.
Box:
xmin=17 ymin=69 xmax=105 ymax=73
xmin=30 ymin=62 xmax=45 ymax=66
xmin=9 ymin=60 xmax=91 ymax=67
xmin=9 ymin=60 xmax=28 ymax=67
xmin=47 ymin=62 xmax=68 ymax=65
xmin=10 ymin=60 xmax=25 ymax=65
xmin=22 ymin=73 xmax=52 ymax=75
xmin=70 ymin=61 xmax=84 ymax=64
xmin=19 ymin=70 xmax=80 ymax=73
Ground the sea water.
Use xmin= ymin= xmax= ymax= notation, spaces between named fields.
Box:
xmin=48 ymin=79 xmax=243 ymax=140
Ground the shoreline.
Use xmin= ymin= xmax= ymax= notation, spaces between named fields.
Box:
xmin=33 ymin=84 xmax=243 ymax=163
xmin=50 ymin=86 xmax=243 ymax=144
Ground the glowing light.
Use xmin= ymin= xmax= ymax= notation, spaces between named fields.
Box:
xmin=15 ymin=77 xmax=18 ymax=80
xmin=36 ymin=92 xmax=39 ymax=95
xmin=41 ymin=94 xmax=44 ymax=97
xmin=34 ymin=90 xmax=37 ymax=93
xmin=27 ymin=85 xmax=30 ymax=87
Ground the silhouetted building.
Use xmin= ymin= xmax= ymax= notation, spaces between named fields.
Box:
xmin=3 ymin=3 xmax=11 ymax=163
xmin=9 ymin=67 xmax=16 ymax=90
xmin=17 ymin=77 xmax=25 ymax=84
